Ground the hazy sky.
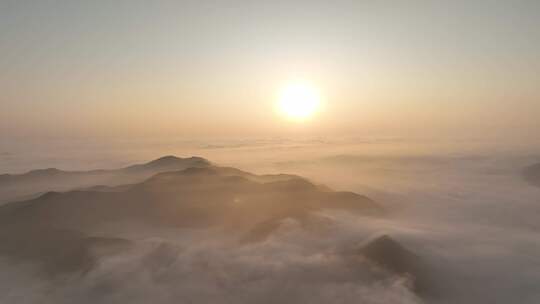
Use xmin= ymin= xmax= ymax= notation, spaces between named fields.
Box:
xmin=1 ymin=0 xmax=539 ymax=140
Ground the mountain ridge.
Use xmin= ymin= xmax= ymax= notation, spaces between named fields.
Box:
xmin=0 ymin=157 xmax=433 ymax=300
xmin=0 ymin=155 xmax=212 ymax=203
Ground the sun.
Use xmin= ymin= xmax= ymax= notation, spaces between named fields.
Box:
xmin=277 ymin=81 xmax=321 ymax=121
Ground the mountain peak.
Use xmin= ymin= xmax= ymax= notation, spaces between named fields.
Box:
xmin=360 ymin=235 xmax=414 ymax=268
xmin=359 ymin=235 xmax=435 ymax=295
xmin=123 ymin=156 xmax=211 ymax=173
xmin=147 ymin=155 xmax=183 ymax=165
xmin=146 ymin=156 xmax=210 ymax=167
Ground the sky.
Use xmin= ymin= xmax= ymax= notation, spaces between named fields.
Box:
xmin=1 ymin=0 xmax=539 ymax=140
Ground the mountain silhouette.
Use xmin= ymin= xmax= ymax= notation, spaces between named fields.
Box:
xmin=0 ymin=165 xmax=381 ymax=232
xmin=0 ymin=156 xmax=437 ymax=301
xmin=0 ymin=159 xmax=382 ymax=276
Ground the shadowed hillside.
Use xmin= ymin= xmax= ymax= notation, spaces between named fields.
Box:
xmin=358 ymin=235 xmax=436 ymax=296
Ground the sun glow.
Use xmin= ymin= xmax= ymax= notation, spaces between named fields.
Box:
xmin=278 ymin=81 xmax=321 ymax=121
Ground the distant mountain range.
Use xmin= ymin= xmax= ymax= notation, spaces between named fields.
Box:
xmin=0 ymin=156 xmax=434 ymax=299
xmin=0 ymin=156 xmax=210 ymax=203
xmin=0 ymin=163 xmax=381 ymax=236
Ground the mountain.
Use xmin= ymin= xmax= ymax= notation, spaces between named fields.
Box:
xmin=358 ymin=235 xmax=435 ymax=296
xmin=0 ymin=157 xmax=435 ymax=302
xmin=0 ymin=162 xmax=381 ymax=275
xmin=523 ymin=163 xmax=540 ymax=187
xmin=0 ymin=165 xmax=381 ymax=233
xmin=0 ymin=156 xmax=211 ymax=204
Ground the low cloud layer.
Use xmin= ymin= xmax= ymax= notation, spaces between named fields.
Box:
xmin=0 ymin=220 xmax=422 ymax=304
xmin=276 ymin=148 xmax=540 ymax=303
